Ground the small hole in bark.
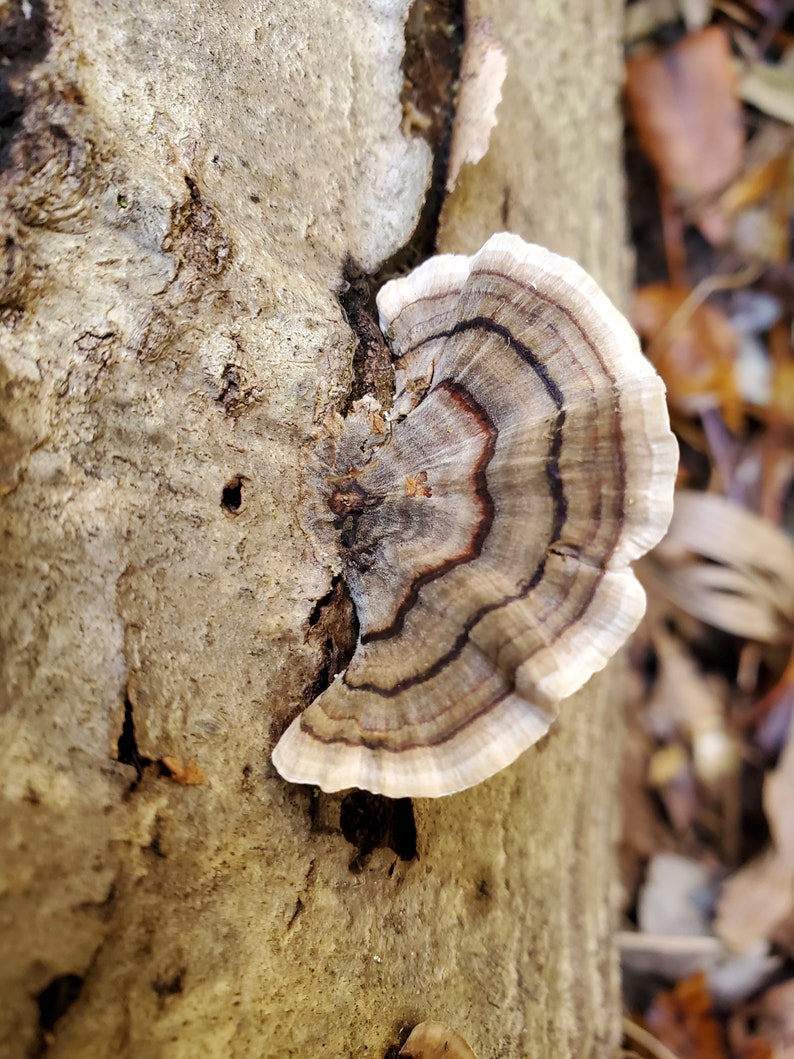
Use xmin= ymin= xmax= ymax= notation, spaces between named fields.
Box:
xmin=152 ymin=969 xmax=184 ymax=1005
xmin=221 ymin=478 xmax=243 ymax=513
xmin=0 ymin=83 xmax=24 ymax=130
xmin=340 ymin=791 xmax=417 ymax=871
xmin=184 ymin=174 xmax=200 ymax=201
xmin=307 ymin=580 xmax=339 ymax=627
xmin=116 ymin=695 xmax=151 ymax=784
xmin=384 ymin=1025 xmax=414 ymax=1058
xmin=0 ymin=0 xmax=52 ymax=164
xmin=301 ymin=578 xmax=358 ymax=708
xmin=37 ymin=973 xmax=84 ymax=1034
xmin=390 ymin=797 xmax=418 ymax=860
xmin=146 ymin=815 xmax=167 ymax=858
xmin=338 ymin=258 xmax=393 ymax=411
xmin=218 ymin=363 xmax=240 ymax=402
xmin=286 ymin=897 xmax=304 ymax=930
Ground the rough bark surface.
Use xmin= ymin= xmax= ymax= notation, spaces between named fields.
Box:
xmin=0 ymin=1 xmax=628 ymax=1056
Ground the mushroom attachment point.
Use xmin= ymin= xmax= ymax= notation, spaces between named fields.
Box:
xmin=399 ymin=1021 xmax=479 ymax=1059
xmin=273 ymin=232 xmax=678 ymax=798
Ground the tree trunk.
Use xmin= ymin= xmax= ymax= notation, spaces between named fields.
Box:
xmin=0 ymin=1 xmax=629 ymax=1055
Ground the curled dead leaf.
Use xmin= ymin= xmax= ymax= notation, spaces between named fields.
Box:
xmin=626 ymin=26 xmax=744 ymax=242
xmin=739 ymin=58 xmax=794 ymax=126
xmin=643 ymin=491 xmax=794 ymax=643
xmin=633 ymin=284 xmax=742 ymax=431
xmin=716 ymin=849 xmax=794 ymax=952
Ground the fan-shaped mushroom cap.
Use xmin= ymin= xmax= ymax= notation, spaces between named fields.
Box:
xmin=273 ymin=233 xmax=677 ymax=798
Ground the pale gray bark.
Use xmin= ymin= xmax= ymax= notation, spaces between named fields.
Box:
xmin=0 ymin=1 xmax=628 ymax=1055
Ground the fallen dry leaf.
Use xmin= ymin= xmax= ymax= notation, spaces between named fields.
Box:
xmin=646 ymin=627 xmax=736 ymax=784
xmin=643 ymin=491 xmax=794 ymax=643
xmin=751 ymin=647 xmax=794 ymax=755
xmin=633 ymin=284 xmax=742 ymax=430
xmin=626 ymin=26 xmax=745 ymax=242
xmin=719 ymin=151 xmax=789 ymax=221
xmin=739 ymin=55 xmax=794 ymax=125
xmin=715 ymin=849 xmax=794 ymax=951
xmin=721 ymin=120 xmax=793 ymax=262
xmin=763 ymin=702 xmax=794 ymax=864
xmin=643 ymin=972 xmax=727 ymax=1059
xmin=647 ymin=742 xmax=690 ymax=786
xmin=729 ymin=978 xmax=794 ymax=1059
xmin=769 ymin=357 xmax=794 ymax=427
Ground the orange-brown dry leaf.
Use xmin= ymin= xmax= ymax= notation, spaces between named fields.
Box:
xmin=759 ymin=318 xmax=794 ymax=517
xmin=644 ymin=972 xmax=727 ymax=1059
xmin=720 ymin=144 xmax=787 ymax=217
xmin=626 ymin=26 xmax=744 ymax=243
xmin=722 ymin=122 xmax=792 ymax=262
xmin=730 ymin=1040 xmax=773 ymax=1059
xmin=769 ymin=359 xmax=794 ymax=427
xmin=633 ymin=284 xmax=742 ymax=430
xmin=161 ymin=756 xmax=205 ymax=785
xmin=720 ymin=153 xmax=789 ymax=248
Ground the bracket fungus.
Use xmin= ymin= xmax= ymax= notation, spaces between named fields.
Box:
xmin=399 ymin=1021 xmax=478 ymax=1059
xmin=273 ymin=233 xmax=678 ymax=798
